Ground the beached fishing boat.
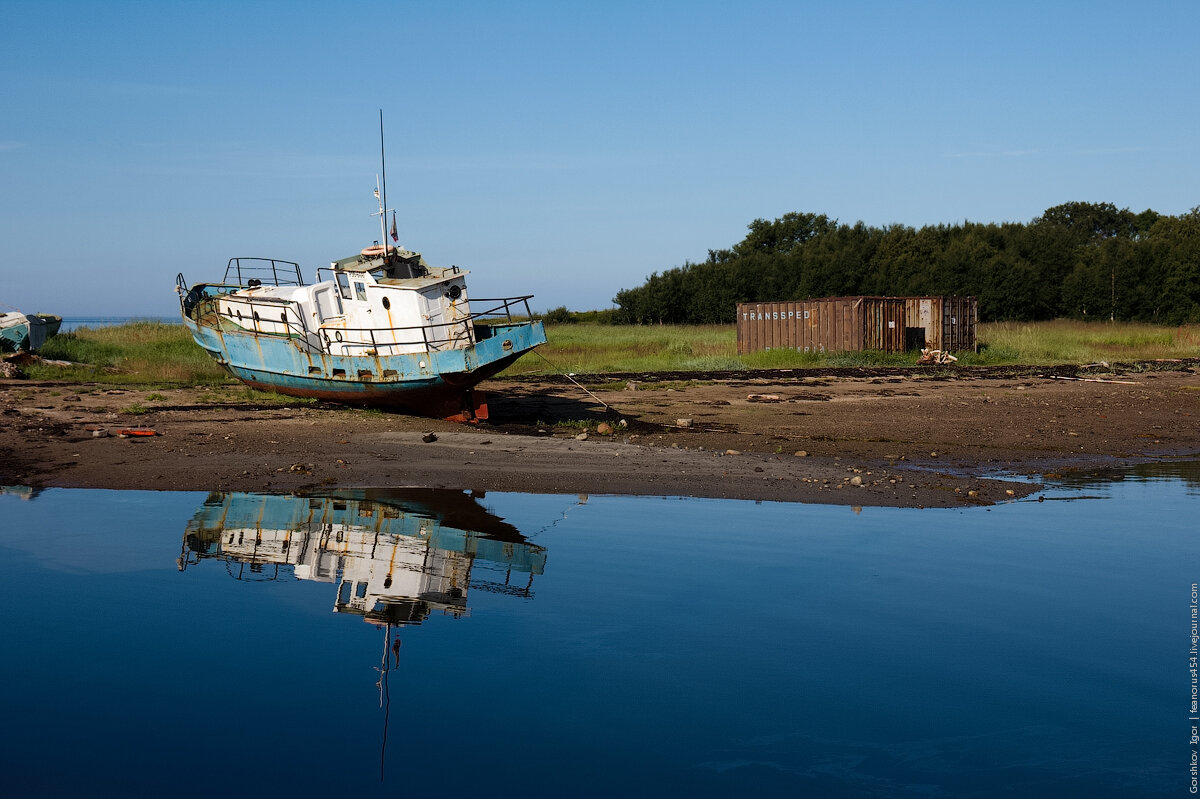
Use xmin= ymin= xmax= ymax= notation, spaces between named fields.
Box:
xmin=0 ymin=311 xmax=61 ymax=353
xmin=176 ymin=120 xmax=546 ymax=420
xmin=176 ymin=244 xmax=545 ymax=419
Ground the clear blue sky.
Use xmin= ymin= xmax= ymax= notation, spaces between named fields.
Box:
xmin=3 ymin=0 xmax=1197 ymax=317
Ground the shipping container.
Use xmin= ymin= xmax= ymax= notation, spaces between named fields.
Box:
xmin=736 ymin=296 xmax=976 ymax=355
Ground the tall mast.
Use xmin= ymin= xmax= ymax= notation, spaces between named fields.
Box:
xmin=379 ymin=110 xmax=389 ymax=248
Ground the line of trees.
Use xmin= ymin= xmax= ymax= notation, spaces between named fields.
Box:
xmin=611 ymin=203 xmax=1200 ymax=324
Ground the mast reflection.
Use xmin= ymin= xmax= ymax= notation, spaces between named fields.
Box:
xmin=178 ymin=489 xmax=549 ymax=781
xmin=178 ymin=488 xmax=547 ymax=625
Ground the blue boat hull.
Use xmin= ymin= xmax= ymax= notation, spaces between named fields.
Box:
xmin=1 ymin=313 xmax=60 ymax=353
xmin=183 ymin=314 xmax=546 ymax=415
xmin=0 ymin=322 xmax=28 ymax=353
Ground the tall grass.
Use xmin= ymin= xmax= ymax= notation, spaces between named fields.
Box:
xmin=515 ymin=324 xmax=742 ymax=374
xmin=26 ymin=322 xmax=232 ymax=385
xmin=965 ymin=320 xmax=1200 ymax=365
xmin=506 ymin=320 xmax=1200 ymax=374
xmin=13 ymin=319 xmax=1198 ymax=385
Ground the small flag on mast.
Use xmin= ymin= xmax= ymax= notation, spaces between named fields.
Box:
xmin=390 ymin=211 xmax=399 ymax=242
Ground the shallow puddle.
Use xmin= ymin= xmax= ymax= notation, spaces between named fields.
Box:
xmin=0 ymin=467 xmax=1194 ymax=797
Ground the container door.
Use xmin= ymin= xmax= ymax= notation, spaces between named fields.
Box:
xmin=919 ymin=299 xmax=933 ymax=347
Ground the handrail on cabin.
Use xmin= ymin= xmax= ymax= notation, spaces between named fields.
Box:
xmin=222 ymin=258 xmax=306 ymax=288
xmin=209 ymin=292 xmax=538 ymax=354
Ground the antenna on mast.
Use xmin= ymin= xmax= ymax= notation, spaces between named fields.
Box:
xmin=371 ymin=110 xmax=396 ymax=253
xmin=379 ymin=110 xmax=389 ymax=249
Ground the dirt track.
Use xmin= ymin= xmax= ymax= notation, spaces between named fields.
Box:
xmin=1 ymin=361 xmax=1198 ymax=508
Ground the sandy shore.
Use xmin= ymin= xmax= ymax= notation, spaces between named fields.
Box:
xmin=2 ymin=362 xmax=1197 ymax=507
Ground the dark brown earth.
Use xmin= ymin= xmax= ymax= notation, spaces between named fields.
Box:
xmin=2 ymin=360 xmax=1198 ymax=508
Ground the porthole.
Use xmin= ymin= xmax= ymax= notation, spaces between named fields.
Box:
xmin=382 ymin=296 xmax=391 ymax=310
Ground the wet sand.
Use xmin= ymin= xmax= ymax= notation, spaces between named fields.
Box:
xmin=2 ymin=362 xmax=1197 ymax=508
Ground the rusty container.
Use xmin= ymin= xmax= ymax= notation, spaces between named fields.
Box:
xmin=936 ymin=295 xmax=977 ymax=352
xmin=736 ymin=296 xmax=976 ymax=355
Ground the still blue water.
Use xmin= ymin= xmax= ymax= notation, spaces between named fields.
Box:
xmin=0 ymin=470 xmax=1195 ymax=798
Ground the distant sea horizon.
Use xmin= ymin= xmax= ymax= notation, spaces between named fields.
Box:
xmin=61 ymin=316 xmax=179 ymax=332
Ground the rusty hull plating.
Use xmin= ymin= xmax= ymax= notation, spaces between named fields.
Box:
xmin=177 ymin=248 xmax=546 ymax=420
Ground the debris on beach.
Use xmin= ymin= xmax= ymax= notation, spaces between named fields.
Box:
xmin=117 ymin=428 xmax=159 ymax=438
xmin=917 ymin=348 xmax=958 ymax=365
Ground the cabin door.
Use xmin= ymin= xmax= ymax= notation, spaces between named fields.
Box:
xmin=314 ymin=287 xmax=342 ymax=321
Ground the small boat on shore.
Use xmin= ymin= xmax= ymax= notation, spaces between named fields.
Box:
xmin=177 ymin=242 xmax=546 ymax=419
xmin=177 ymin=120 xmax=546 ymax=419
xmin=177 ymin=115 xmax=546 ymax=420
xmin=0 ymin=311 xmax=61 ymax=353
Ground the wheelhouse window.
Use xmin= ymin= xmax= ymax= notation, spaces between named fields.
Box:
xmin=336 ymin=272 xmax=352 ymax=300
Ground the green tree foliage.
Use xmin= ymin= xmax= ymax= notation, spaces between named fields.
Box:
xmin=612 ymin=203 xmax=1199 ymax=323
xmin=542 ymin=306 xmax=575 ymax=324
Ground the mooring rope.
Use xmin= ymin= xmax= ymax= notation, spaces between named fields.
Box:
xmin=531 ymin=349 xmax=611 ymax=411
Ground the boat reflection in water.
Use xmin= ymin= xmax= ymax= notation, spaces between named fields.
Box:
xmin=178 ymin=488 xmax=549 ymax=780
xmin=178 ymin=488 xmax=547 ymax=625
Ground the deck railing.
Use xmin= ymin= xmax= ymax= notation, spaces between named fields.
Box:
xmin=222 ymin=258 xmax=306 ymax=288
xmin=321 ymin=295 xmax=538 ymax=355
xmin=209 ymin=293 xmax=537 ymax=356
xmin=178 ymin=260 xmax=304 ymax=317
xmin=468 ymin=296 xmax=535 ymax=324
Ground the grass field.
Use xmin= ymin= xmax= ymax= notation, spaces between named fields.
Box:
xmin=527 ymin=320 xmax=1200 ymax=374
xmin=967 ymin=320 xmax=1200 ymax=365
xmin=15 ymin=319 xmax=1199 ymax=386
xmin=28 ymin=321 xmax=229 ymax=384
